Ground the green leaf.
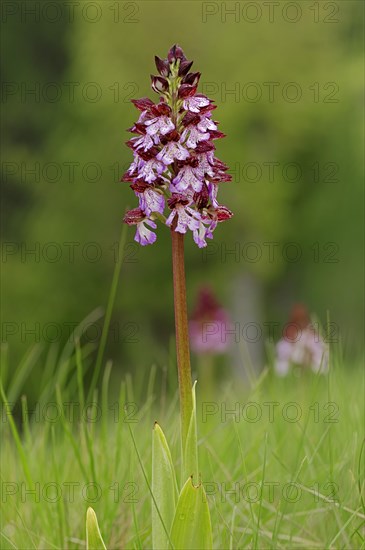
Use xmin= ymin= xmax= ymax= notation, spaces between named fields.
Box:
xmin=170 ymin=477 xmax=213 ymax=550
xmin=86 ymin=507 xmax=107 ymax=550
xmin=152 ymin=422 xmax=178 ymax=550
xmin=183 ymin=381 xmax=198 ymax=484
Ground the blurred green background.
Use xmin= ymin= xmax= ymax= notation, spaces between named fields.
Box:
xmin=2 ymin=1 xmax=364 ymax=384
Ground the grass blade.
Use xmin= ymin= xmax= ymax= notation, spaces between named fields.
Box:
xmin=0 ymin=381 xmax=33 ymax=487
xmin=6 ymin=345 xmax=43 ymax=406
xmin=88 ymin=222 xmax=128 ymax=401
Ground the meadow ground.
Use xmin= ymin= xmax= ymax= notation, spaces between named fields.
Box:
xmin=1 ymin=348 xmax=364 ymax=549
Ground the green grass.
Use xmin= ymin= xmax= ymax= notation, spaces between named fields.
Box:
xmin=1 ymin=348 xmax=364 ymax=549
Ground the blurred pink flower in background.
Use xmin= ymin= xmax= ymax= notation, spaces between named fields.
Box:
xmin=275 ymin=304 xmax=329 ymax=376
xmin=189 ymin=286 xmax=230 ymax=355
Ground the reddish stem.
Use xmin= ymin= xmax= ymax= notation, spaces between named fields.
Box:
xmin=171 ymin=229 xmax=193 ymax=454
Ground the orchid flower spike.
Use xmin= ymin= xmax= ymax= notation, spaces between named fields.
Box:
xmin=122 ymin=44 xmax=233 ymax=247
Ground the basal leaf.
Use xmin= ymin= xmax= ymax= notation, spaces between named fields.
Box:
xmin=183 ymin=381 xmax=198 ymax=484
xmin=152 ymin=422 xmax=178 ymax=550
xmin=86 ymin=507 xmax=107 ymax=550
xmin=170 ymin=476 xmax=212 ymax=550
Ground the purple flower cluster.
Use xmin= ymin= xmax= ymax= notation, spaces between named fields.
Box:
xmin=122 ymin=45 xmax=232 ymax=247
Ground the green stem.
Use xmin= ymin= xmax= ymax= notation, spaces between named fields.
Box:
xmin=171 ymin=230 xmax=193 ymax=455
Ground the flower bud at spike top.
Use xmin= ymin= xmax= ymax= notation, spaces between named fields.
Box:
xmin=154 ymin=56 xmax=170 ymax=77
xmin=189 ymin=286 xmax=231 ymax=354
xmin=122 ymin=44 xmax=233 ymax=248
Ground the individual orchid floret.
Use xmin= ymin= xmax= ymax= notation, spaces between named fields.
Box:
xmin=145 ymin=115 xmax=174 ymax=137
xmin=166 ymin=194 xmax=200 ymax=234
xmin=123 ymin=208 xmax=157 ymax=246
xmin=157 ymin=141 xmax=189 ymax=165
xmin=121 ymin=44 xmax=233 ymax=246
xmin=274 ymin=304 xmax=329 ymax=376
xmin=183 ymin=94 xmax=211 ymax=113
xmin=172 ymin=160 xmax=205 ymax=193
xmin=131 ymin=180 xmax=165 ymax=217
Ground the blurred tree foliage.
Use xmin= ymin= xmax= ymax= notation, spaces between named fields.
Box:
xmin=2 ymin=1 xmax=364 ymax=371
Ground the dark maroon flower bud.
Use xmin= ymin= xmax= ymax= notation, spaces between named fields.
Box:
xmin=178 ymin=84 xmax=197 ymax=99
xmin=186 ymin=156 xmax=199 ymax=167
xmin=175 ymin=155 xmax=198 ymax=170
xmin=130 ymin=180 xmax=151 ymax=193
xmin=209 ymin=174 xmax=231 ymax=184
xmin=194 ymin=184 xmax=209 ymax=209
xmin=178 ymin=60 xmax=193 ymax=77
xmin=127 ymin=122 xmax=146 ymax=135
xmin=216 ymin=206 xmax=233 ymax=221
xmin=168 ymin=194 xmax=190 ymax=208
xmin=150 ymin=75 xmax=169 ymax=94
xmin=182 ymin=112 xmax=200 ymax=127
xmin=125 ymin=138 xmax=137 ymax=150
xmin=131 ymin=97 xmax=155 ymax=111
xmin=137 ymin=146 xmax=160 ymax=161
xmin=151 ymin=102 xmax=171 ymax=116
xmin=169 ymin=129 xmax=180 ymax=141
xmin=195 ymin=141 xmax=215 ymax=154
xmin=167 ymin=44 xmax=186 ymax=63
xmin=209 ymin=173 xmax=232 ymax=183
xmin=124 ymin=208 xmax=145 ymax=224
xmin=160 ymin=129 xmax=180 ymax=144
xmin=155 ymin=56 xmax=170 ymax=77
xmin=209 ymin=130 xmax=226 ymax=140
xmin=213 ymin=159 xmax=229 ymax=171
xmin=183 ymin=72 xmax=201 ymax=87
xmin=199 ymin=103 xmax=217 ymax=114
xmin=121 ymin=170 xmax=137 ymax=182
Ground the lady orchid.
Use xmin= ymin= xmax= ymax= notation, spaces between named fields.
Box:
xmin=120 ymin=47 xmax=230 ymax=549
xmin=275 ymin=304 xmax=329 ymax=376
xmin=122 ymin=44 xmax=232 ymax=248
xmin=190 ymin=286 xmax=231 ymax=354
